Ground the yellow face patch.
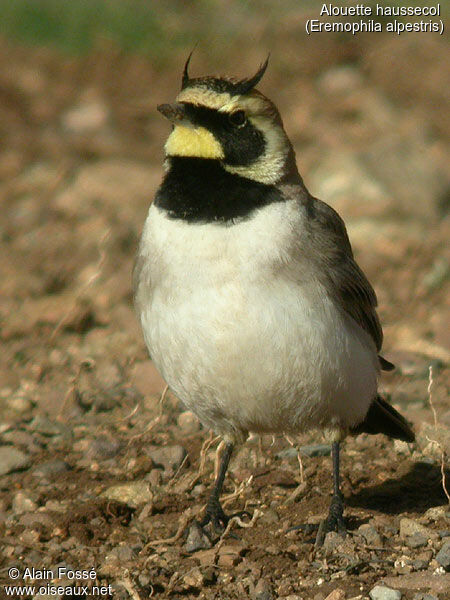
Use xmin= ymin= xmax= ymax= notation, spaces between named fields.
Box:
xmin=165 ymin=124 xmax=224 ymax=159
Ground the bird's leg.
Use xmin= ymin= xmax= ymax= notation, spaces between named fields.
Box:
xmin=200 ymin=441 xmax=234 ymax=532
xmin=315 ymin=441 xmax=346 ymax=547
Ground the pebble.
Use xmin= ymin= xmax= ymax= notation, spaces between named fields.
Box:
xmin=0 ymin=446 xmax=31 ymax=475
xmin=322 ymin=531 xmax=345 ymax=552
xmin=107 ymin=545 xmax=135 ymax=562
xmin=399 ymin=518 xmax=436 ymax=541
xmin=253 ymin=578 xmax=274 ymax=600
xmin=101 ymin=480 xmax=153 ymax=508
xmin=276 ymin=444 xmax=331 ymax=459
xmin=260 ymin=508 xmax=280 ymax=524
xmin=299 ymin=444 xmax=331 ymax=457
xmin=147 ymin=445 xmax=188 ymax=472
xmin=358 ymin=523 xmax=383 ymax=546
xmin=6 ymin=392 xmax=33 ymax=413
xmin=412 ymin=594 xmax=439 ymax=600
xmin=12 ymin=491 xmax=38 ymax=514
xmin=423 ymin=506 xmax=447 ymax=521
xmin=435 ymin=539 xmax=450 ymax=571
xmin=177 ymin=411 xmax=201 ymax=434
xmin=369 ymin=585 xmax=402 ymax=600
xmin=29 ymin=415 xmax=66 ymax=436
xmin=324 ymin=590 xmax=346 ymax=600
xmin=217 ymin=549 xmax=241 ymax=568
xmin=405 ymin=532 xmax=427 ymax=548
xmin=86 ymin=436 xmax=121 ymax=459
xmin=185 ymin=522 xmax=212 ymax=553
xmin=182 ymin=567 xmax=205 ymax=588
xmin=409 ymin=558 xmax=429 ymax=571
xmin=19 ymin=511 xmax=53 ymax=528
xmin=32 ymin=459 xmax=71 ymax=477
xmin=1 ymin=430 xmax=40 ymax=450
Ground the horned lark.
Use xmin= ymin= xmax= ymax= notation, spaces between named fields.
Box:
xmin=134 ymin=56 xmax=415 ymax=545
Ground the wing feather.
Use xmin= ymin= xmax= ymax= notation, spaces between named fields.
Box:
xmin=304 ymin=195 xmax=387 ymax=359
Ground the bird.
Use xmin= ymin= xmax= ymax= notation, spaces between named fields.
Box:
xmin=133 ymin=54 xmax=415 ymax=546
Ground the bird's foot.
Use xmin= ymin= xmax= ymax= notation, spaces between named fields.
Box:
xmin=315 ymin=492 xmax=346 ymax=547
xmin=200 ymin=498 xmax=229 ymax=533
xmin=199 ymin=498 xmax=251 ymax=539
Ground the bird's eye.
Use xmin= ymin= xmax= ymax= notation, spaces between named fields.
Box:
xmin=228 ymin=110 xmax=246 ymax=127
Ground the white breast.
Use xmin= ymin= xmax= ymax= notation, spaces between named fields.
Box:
xmin=135 ymin=201 xmax=379 ymax=443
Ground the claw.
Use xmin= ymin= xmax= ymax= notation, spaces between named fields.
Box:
xmin=314 ymin=493 xmax=347 ymax=547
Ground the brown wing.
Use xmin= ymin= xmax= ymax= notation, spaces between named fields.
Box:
xmin=305 ymin=195 xmax=391 ymax=366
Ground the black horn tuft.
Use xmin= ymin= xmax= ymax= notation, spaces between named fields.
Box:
xmin=234 ymin=55 xmax=270 ymax=95
xmin=181 ymin=48 xmax=196 ymax=90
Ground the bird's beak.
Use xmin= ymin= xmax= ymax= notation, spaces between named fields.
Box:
xmin=157 ymin=102 xmax=186 ymax=124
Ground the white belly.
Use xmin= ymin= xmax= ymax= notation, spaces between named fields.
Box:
xmin=136 ymin=202 xmax=379 ymax=442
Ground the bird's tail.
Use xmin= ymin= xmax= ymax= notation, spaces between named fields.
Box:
xmin=351 ymin=395 xmax=415 ymax=443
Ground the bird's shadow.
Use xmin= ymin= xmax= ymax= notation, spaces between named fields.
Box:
xmin=346 ymin=460 xmax=450 ymax=515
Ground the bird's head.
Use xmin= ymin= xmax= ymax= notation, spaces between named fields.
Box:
xmin=157 ymin=54 xmax=298 ymax=185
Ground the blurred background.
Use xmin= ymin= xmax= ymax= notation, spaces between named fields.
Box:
xmin=0 ymin=1 xmax=449 ymax=595
xmin=1 ymin=0 xmax=448 ymax=384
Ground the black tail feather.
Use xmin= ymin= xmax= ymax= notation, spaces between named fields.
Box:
xmin=379 ymin=355 xmax=395 ymax=371
xmin=351 ymin=395 xmax=415 ymax=443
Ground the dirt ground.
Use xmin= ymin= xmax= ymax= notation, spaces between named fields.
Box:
xmin=0 ymin=24 xmax=449 ymax=600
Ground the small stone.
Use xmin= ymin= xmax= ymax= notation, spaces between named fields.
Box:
xmin=369 ymin=585 xmax=402 ymax=600
xmin=412 ymin=594 xmax=438 ymax=600
xmin=177 ymin=411 xmax=201 ymax=434
xmin=409 ymin=558 xmax=429 ymax=570
xmin=194 ymin=548 xmax=217 ymax=566
xmin=146 ymin=469 xmax=162 ymax=487
xmin=260 ymin=508 xmax=280 ymax=524
xmin=322 ymin=531 xmax=345 ymax=553
xmin=147 ymin=445 xmax=188 ymax=472
xmin=86 ymin=436 xmax=121 ymax=459
xmin=191 ymin=483 xmax=205 ymax=497
xmin=101 ymin=481 xmax=153 ymax=509
xmin=276 ymin=447 xmax=299 ymax=459
xmin=19 ymin=512 xmax=53 ymax=528
xmin=185 ymin=522 xmax=212 ymax=553
xmin=29 ymin=415 xmax=65 ymax=436
xmin=12 ymin=491 xmax=37 ymax=514
xmin=277 ymin=582 xmax=294 ymax=596
xmin=399 ymin=518 xmax=437 ymax=541
xmin=0 ymin=446 xmax=30 ymax=475
xmin=253 ymin=578 xmax=274 ymax=600
xmin=393 ymin=440 xmax=410 ymax=455
xmin=32 ymin=460 xmax=71 ymax=477
xmin=324 ymin=590 xmax=346 ymax=600
xmin=299 ymin=444 xmax=331 ymax=457
xmin=358 ymin=523 xmax=383 ymax=546
xmin=423 ymin=506 xmax=447 ymax=521
xmin=6 ymin=393 xmax=33 ymax=413
xmin=217 ymin=552 xmax=240 ymax=568
xmin=107 ymin=545 xmax=135 ymax=562
xmin=182 ymin=567 xmax=204 ymax=588
xmin=435 ymin=540 xmax=450 ymax=571
xmin=405 ymin=532 xmax=427 ymax=548
xmin=1 ymin=430 xmax=38 ymax=450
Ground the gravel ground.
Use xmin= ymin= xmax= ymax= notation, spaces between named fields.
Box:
xmin=0 ymin=27 xmax=449 ymax=600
